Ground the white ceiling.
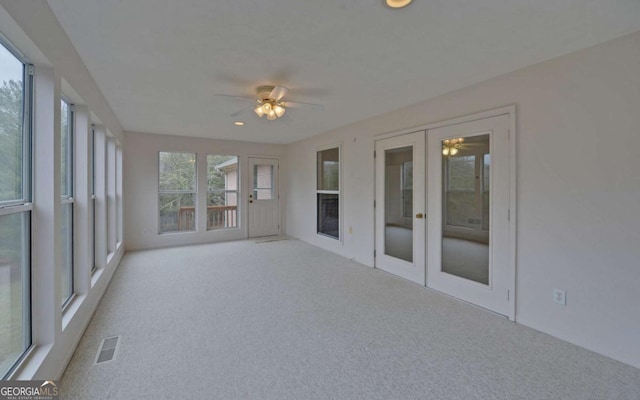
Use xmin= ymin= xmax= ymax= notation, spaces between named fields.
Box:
xmin=47 ymin=0 xmax=640 ymax=144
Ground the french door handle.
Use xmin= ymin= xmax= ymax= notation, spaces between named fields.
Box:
xmin=415 ymin=213 xmax=424 ymax=219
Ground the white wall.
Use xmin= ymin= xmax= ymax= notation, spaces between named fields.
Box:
xmin=285 ymin=31 xmax=640 ymax=368
xmin=124 ymin=132 xmax=286 ymax=250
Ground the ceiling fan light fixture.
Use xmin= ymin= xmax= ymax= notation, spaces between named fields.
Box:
xmin=266 ymin=110 xmax=277 ymax=120
xmin=254 ymin=105 xmax=265 ymax=118
xmin=385 ymin=0 xmax=412 ymax=9
xmin=274 ymin=104 xmax=286 ymax=118
xmin=262 ymin=102 xmax=272 ymax=113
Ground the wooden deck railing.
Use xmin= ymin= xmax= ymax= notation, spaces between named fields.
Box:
xmin=178 ymin=205 xmax=237 ymax=230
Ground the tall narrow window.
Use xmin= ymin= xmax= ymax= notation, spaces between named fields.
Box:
xmin=159 ymin=152 xmax=196 ymax=233
xmin=316 ymin=147 xmax=340 ymax=239
xmin=90 ymin=128 xmax=96 ymax=272
xmin=92 ymin=128 xmax=106 ymax=271
xmin=60 ymin=99 xmax=74 ymax=306
xmin=0 ymin=40 xmax=32 ymax=378
xmin=207 ymin=155 xmax=238 ymax=230
xmin=106 ymin=138 xmax=116 ymax=254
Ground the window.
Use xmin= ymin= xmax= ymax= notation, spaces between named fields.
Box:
xmin=106 ymin=138 xmax=116 ymax=253
xmin=0 ymin=40 xmax=32 ymax=378
xmin=159 ymin=152 xmax=196 ymax=233
xmin=207 ymin=155 xmax=238 ymax=230
xmin=60 ymin=99 xmax=74 ymax=306
xmin=90 ymin=128 xmax=96 ymax=272
xmin=116 ymin=146 xmax=123 ymax=243
xmin=316 ymin=147 xmax=340 ymax=239
xmin=92 ymin=127 xmax=106 ymax=270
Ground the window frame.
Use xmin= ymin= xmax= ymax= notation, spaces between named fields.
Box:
xmin=90 ymin=127 xmax=97 ymax=273
xmin=206 ymin=155 xmax=240 ymax=231
xmin=60 ymin=97 xmax=75 ymax=308
xmin=315 ymin=145 xmax=341 ymax=241
xmin=0 ymin=35 xmax=33 ymax=379
xmin=157 ymin=151 xmax=198 ymax=234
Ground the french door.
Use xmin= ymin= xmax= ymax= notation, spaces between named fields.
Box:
xmin=248 ymin=158 xmax=280 ymax=238
xmin=374 ymin=131 xmax=426 ymax=285
xmin=427 ymin=114 xmax=513 ymax=318
xmin=374 ymin=112 xmax=514 ymax=319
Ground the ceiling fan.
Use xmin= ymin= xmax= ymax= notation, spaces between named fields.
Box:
xmin=215 ymin=85 xmax=324 ymax=121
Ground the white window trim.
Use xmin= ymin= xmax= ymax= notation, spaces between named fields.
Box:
xmin=315 ymin=144 xmax=342 ymax=242
xmin=158 ymin=152 xmax=198 ymax=234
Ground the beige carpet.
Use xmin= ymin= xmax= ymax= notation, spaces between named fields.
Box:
xmin=61 ymin=239 xmax=640 ymax=399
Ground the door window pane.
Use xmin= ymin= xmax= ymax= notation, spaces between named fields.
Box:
xmin=384 ymin=146 xmax=413 ymax=262
xmin=207 ymin=155 xmax=238 ymax=230
xmin=253 ymin=165 xmax=273 ymax=200
xmin=446 ymin=155 xmax=476 ymax=227
xmin=442 ymin=134 xmax=490 ymax=285
xmin=401 ymin=161 xmax=413 ymax=218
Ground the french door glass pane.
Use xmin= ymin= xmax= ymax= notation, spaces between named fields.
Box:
xmin=442 ymin=134 xmax=490 ymax=284
xmin=384 ymin=146 xmax=413 ymax=262
xmin=0 ymin=212 xmax=30 ymax=377
xmin=0 ymin=46 xmax=25 ymax=203
xmin=61 ymin=203 xmax=74 ymax=305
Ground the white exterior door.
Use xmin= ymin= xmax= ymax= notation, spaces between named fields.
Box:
xmin=375 ymin=131 xmax=426 ymax=285
xmin=426 ymin=114 xmax=514 ymax=318
xmin=248 ymin=158 xmax=280 ymax=238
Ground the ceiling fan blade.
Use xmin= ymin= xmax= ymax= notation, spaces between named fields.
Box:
xmin=283 ymin=100 xmax=324 ymax=111
xmin=229 ymin=105 xmax=256 ymax=117
xmin=214 ymin=94 xmax=257 ymax=102
xmin=269 ymin=86 xmax=288 ymax=101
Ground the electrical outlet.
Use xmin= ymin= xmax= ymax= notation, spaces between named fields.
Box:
xmin=553 ymin=289 xmax=566 ymax=305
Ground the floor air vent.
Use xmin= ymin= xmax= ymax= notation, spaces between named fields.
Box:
xmin=95 ymin=336 xmax=119 ymax=364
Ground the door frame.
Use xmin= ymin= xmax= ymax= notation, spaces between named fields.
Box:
xmin=374 ymin=131 xmax=427 ymax=285
xmin=247 ymin=156 xmax=281 ymax=238
xmin=373 ymin=105 xmax=516 ymax=320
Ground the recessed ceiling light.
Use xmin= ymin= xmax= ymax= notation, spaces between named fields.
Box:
xmin=234 ymin=121 xmax=245 ymax=126
xmin=385 ymin=0 xmax=412 ymax=8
